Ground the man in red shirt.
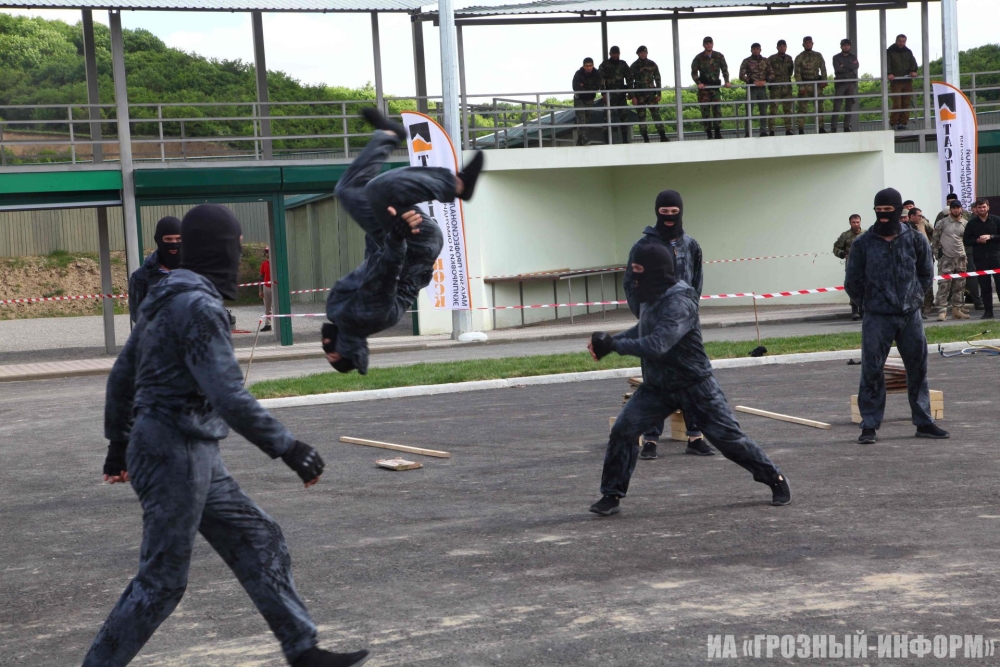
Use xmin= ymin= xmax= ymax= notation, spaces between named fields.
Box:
xmin=260 ymin=247 xmax=272 ymax=332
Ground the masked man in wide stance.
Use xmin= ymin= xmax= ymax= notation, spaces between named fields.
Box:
xmin=588 ymin=242 xmax=790 ymax=516
xmin=85 ymin=204 xmax=369 ymax=667
xmin=322 ymin=108 xmax=483 ymax=374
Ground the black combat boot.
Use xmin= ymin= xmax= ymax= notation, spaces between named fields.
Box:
xmin=658 ymin=130 xmax=669 ymax=142
xmin=713 ymin=128 xmax=722 ymax=140
xmin=798 ymin=128 xmax=805 ymax=135
xmin=768 ymin=475 xmax=791 ymax=506
xmin=858 ymin=428 xmax=877 ymax=444
xmin=589 ymin=495 xmax=621 ymax=516
xmin=639 ymin=440 xmax=658 ymax=460
xmin=706 ymin=129 xmax=714 ymax=140
xmin=641 ymin=132 xmax=650 ymax=143
xmin=685 ymin=437 xmax=715 ymax=456
xmin=916 ymin=424 xmax=950 ymax=439
xmin=292 ymin=647 xmax=370 ymax=667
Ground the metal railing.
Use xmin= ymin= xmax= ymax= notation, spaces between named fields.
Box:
xmin=0 ymin=72 xmax=996 ymax=167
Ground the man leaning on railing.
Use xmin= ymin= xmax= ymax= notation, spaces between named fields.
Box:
xmin=887 ymin=34 xmax=919 ymax=131
xmin=794 ymin=36 xmax=828 ymax=134
xmin=739 ymin=42 xmax=773 ymax=138
xmin=692 ymin=36 xmax=731 ymax=140
xmin=573 ymin=57 xmax=602 ymax=146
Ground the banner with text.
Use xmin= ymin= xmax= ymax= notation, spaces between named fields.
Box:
xmin=933 ymin=82 xmax=978 ymax=208
xmin=401 ymin=111 xmax=472 ymax=311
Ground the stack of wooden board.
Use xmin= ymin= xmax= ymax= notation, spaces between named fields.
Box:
xmin=883 ymin=361 xmax=908 ymax=394
xmin=851 ymin=390 xmax=944 ymax=423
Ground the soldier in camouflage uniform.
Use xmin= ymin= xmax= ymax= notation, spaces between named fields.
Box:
xmin=599 ymin=46 xmax=634 ymax=144
xmin=738 ymin=43 xmax=773 ymax=138
xmin=767 ymin=40 xmax=795 ymax=136
xmin=691 ymin=36 xmax=731 ymax=140
xmin=794 ymin=36 xmax=828 ymax=134
xmin=833 ymin=213 xmax=864 ymax=319
xmin=630 ymin=46 xmax=669 ymax=143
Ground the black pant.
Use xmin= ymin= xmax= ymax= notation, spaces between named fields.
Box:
xmin=857 ymin=311 xmax=933 ymax=430
xmin=978 ymin=272 xmax=1000 ymax=313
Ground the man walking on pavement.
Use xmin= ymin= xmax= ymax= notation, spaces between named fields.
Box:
xmin=833 ymin=213 xmax=864 ymax=320
xmin=795 ymin=36 xmax=828 ymax=134
xmin=599 ymin=46 xmax=634 ymax=144
xmin=692 ymin=37 xmax=731 ymax=140
xmin=630 ymin=46 xmax=669 ymax=143
xmin=572 ymin=57 xmax=602 ymax=146
xmin=933 ymin=200 xmax=971 ymax=321
xmin=845 ymin=187 xmax=948 ymax=445
xmin=739 ymin=43 xmax=773 ymax=138
xmin=831 ymin=39 xmax=858 ymax=132
xmin=768 ymin=40 xmax=795 ymax=136
xmin=887 ymin=34 xmax=919 ymax=131
xmin=963 ymin=198 xmax=1000 ymax=319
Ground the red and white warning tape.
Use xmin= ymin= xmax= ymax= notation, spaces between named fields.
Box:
xmin=0 ymin=292 xmax=126 ymax=305
xmin=703 ymin=252 xmax=828 ymax=265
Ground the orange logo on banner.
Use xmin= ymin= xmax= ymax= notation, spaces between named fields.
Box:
xmin=412 ymin=138 xmax=433 ymax=153
xmin=430 ymin=257 xmax=446 ymax=308
xmin=939 ymin=107 xmax=957 ymax=121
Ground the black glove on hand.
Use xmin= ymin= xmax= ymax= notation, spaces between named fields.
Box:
xmin=282 ymin=440 xmax=325 ymax=485
xmin=591 ymin=332 xmax=615 ymax=360
xmin=103 ymin=440 xmax=128 ymax=477
xmin=321 ymin=322 xmax=338 ymax=355
xmin=388 ymin=214 xmax=413 ymax=243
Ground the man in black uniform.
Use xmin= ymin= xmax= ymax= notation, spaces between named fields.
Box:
xmin=572 ymin=57 xmax=602 ymax=145
xmin=85 ymin=204 xmax=369 ymax=667
xmin=845 ymin=188 xmax=950 ymax=445
xmin=963 ymin=198 xmax=1000 ymax=319
xmin=588 ymin=243 xmax=790 ymax=516
xmin=128 ymin=216 xmax=181 ymax=324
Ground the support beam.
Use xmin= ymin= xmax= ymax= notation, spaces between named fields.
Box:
xmin=672 ymin=15 xmax=683 ymax=141
xmin=941 ymin=0 xmax=959 ymax=85
xmin=411 ymin=12 xmax=429 ymax=113
xmin=879 ymin=8 xmax=890 ymax=131
xmin=251 ymin=11 xmax=272 ymax=161
xmin=109 ymin=11 xmax=140 ymax=278
xmin=438 ymin=0 xmax=471 ymax=338
xmin=83 ymin=10 xmax=115 ymax=353
xmin=600 ymin=11 xmax=608 ymax=60
xmin=920 ymin=0 xmax=931 ymax=151
xmin=847 ymin=2 xmax=859 ymax=56
xmin=269 ymin=195 xmax=293 ymax=345
xmin=457 ymin=25 xmax=469 ymax=150
xmin=371 ymin=12 xmax=385 ymax=113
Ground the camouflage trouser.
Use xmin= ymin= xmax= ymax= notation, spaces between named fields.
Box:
xmin=832 ymin=80 xmax=858 ymax=130
xmin=602 ymin=377 xmax=782 ymax=498
xmin=797 ymin=81 xmax=825 ymax=130
xmin=698 ymin=88 xmax=722 ymax=131
xmin=745 ymin=86 xmax=769 ymax=135
xmin=767 ymin=84 xmax=793 ymax=131
xmin=934 ymin=255 xmax=967 ymax=312
xmin=857 ymin=310 xmax=934 ymax=430
xmin=82 ymin=416 xmax=318 ymax=666
xmin=633 ymin=94 xmax=666 ymax=137
xmin=574 ymin=98 xmax=597 ymax=144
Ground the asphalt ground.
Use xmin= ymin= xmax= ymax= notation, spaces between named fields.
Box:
xmin=3 ymin=355 xmax=1000 ymax=666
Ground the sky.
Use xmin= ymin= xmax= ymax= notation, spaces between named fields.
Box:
xmin=3 ymin=0 xmax=996 ymax=101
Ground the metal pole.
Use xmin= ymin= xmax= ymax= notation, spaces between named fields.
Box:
xmin=371 ymin=12 xmax=385 ymax=113
xmin=411 ymin=12 xmax=429 ymax=113
xmin=847 ymin=2 xmax=859 ymax=56
xmin=941 ymin=0 xmax=959 ymax=85
xmin=251 ymin=11 xmax=273 ymax=160
xmin=672 ymin=15 xmax=683 ymax=140
xmin=458 ymin=25 xmax=469 ymax=150
xmin=600 ymin=11 xmax=608 ymax=60
xmin=439 ymin=0 xmax=472 ymax=338
xmin=920 ymin=0 xmax=931 ymax=151
xmin=879 ymin=8 xmax=890 ymax=131
xmin=85 ymin=9 xmax=115 ymax=353
xmin=109 ymin=11 xmax=140 ymax=278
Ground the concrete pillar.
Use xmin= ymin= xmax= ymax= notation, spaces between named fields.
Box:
xmin=252 ymin=11 xmax=273 ymax=161
xmin=109 ymin=11 xmax=140 ymax=278
xmin=847 ymin=2 xmax=858 ymax=56
xmin=371 ymin=12 xmax=384 ymax=112
xmin=941 ymin=0 xmax=960 ymax=85
xmin=411 ymin=13 xmax=429 ymax=113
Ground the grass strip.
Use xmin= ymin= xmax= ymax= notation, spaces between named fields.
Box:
xmin=249 ymin=322 xmax=998 ymax=399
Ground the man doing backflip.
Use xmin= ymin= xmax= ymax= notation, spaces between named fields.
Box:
xmin=322 ymin=109 xmax=483 ymax=373
xmin=85 ymin=204 xmax=369 ymax=667
xmin=588 ymin=242 xmax=790 ymax=516
xmin=845 ymin=187 xmax=950 ymax=445
xmin=622 ymin=190 xmax=713 ymax=459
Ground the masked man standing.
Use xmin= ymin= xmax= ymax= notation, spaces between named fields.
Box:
xmin=588 ymin=243 xmax=790 ymax=516
xmin=845 ymin=188 xmax=949 ymax=445
xmin=84 ymin=204 xmax=370 ymax=667
xmin=623 ymin=190 xmax=711 ymax=459
xmin=128 ymin=216 xmax=181 ymax=325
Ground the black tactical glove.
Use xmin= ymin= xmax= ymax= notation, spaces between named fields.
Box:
xmin=321 ymin=322 xmax=338 ymax=355
xmin=282 ymin=440 xmax=325 ymax=485
xmin=591 ymin=331 xmax=615 ymax=360
xmin=387 ymin=213 xmax=414 ymax=243
xmin=103 ymin=440 xmax=128 ymax=477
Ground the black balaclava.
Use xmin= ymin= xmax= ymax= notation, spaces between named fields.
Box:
xmin=873 ymin=187 xmax=904 ymax=237
xmin=154 ymin=216 xmax=182 ymax=270
xmin=655 ymin=189 xmax=684 ymax=241
xmin=180 ymin=204 xmax=242 ymax=300
xmin=633 ymin=242 xmax=677 ymax=303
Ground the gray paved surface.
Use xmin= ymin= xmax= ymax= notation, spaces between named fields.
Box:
xmin=3 ymin=356 xmax=1000 ymax=665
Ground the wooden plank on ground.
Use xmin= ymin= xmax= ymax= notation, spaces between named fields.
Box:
xmin=735 ymin=406 xmax=833 ymax=430
xmin=339 ymin=436 xmax=450 ymax=458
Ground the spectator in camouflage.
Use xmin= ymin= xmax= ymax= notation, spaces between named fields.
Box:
xmin=599 ymin=46 xmax=634 ymax=144
xmin=767 ymin=40 xmax=795 ymax=136
xmin=691 ymin=36 xmax=730 ymax=139
xmin=833 ymin=214 xmax=864 ymax=319
xmin=630 ymin=46 xmax=669 ymax=143
xmin=794 ymin=36 xmax=828 ymax=133
xmin=738 ymin=43 xmax=773 ymax=138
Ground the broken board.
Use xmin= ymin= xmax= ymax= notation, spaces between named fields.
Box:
xmin=339 ymin=436 xmax=450 ymax=459
xmin=735 ymin=406 xmax=832 ymax=430
xmin=375 ymin=458 xmax=423 ymax=471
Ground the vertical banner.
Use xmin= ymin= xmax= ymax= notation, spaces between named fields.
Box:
xmin=400 ymin=111 xmax=472 ymax=311
xmin=932 ymin=82 xmax=978 ymax=208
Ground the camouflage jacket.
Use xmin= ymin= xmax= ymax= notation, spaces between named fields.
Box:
xmin=630 ymin=57 xmax=662 ymax=95
xmin=833 ymin=228 xmax=862 ymax=259
xmin=768 ymin=52 xmax=795 ymax=83
xmin=691 ymin=50 xmax=729 ymax=86
xmin=794 ymin=49 xmax=827 ymax=81
xmin=739 ymin=54 xmax=773 ymax=83
xmin=599 ymin=58 xmax=633 ymax=92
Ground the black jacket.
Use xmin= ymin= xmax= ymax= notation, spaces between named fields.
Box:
xmin=127 ymin=250 xmax=168 ymax=325
xmin=572 ymin=67 xmax=602 ymax=103
xmin=623 ymin=229 xmax=703 ymax=317
xmin=845 ymin=223 xmax=933 ymax=315
xmin=963 ymin=214 xmax=1000 ymax=269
